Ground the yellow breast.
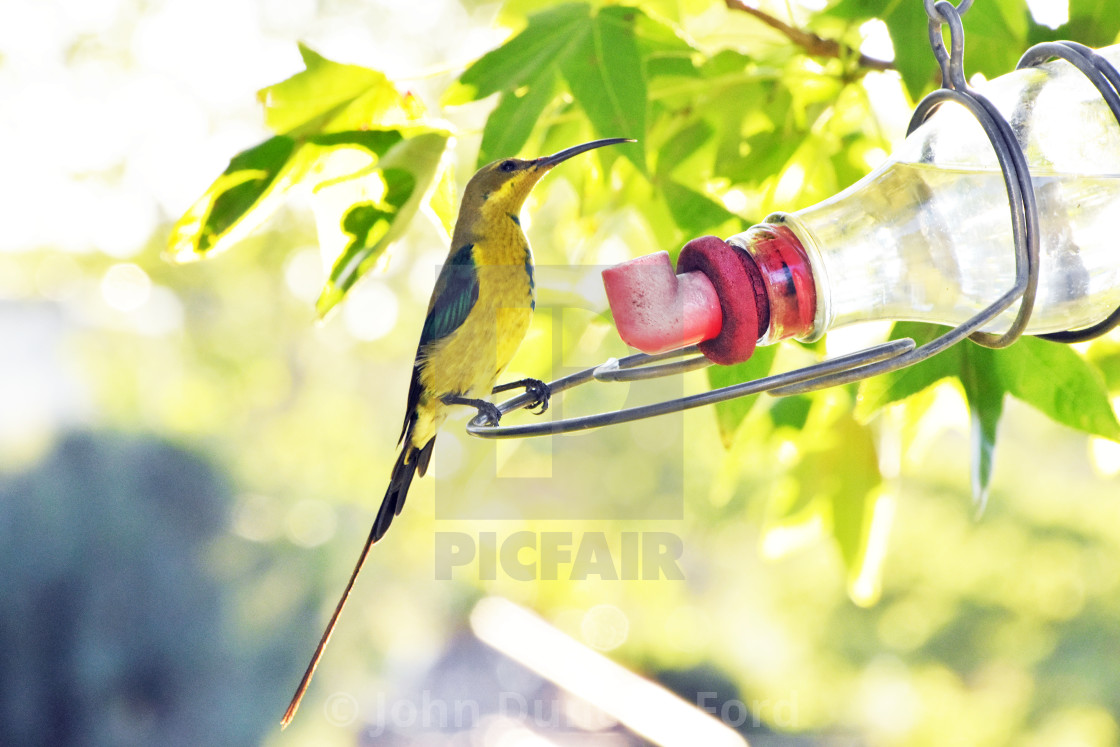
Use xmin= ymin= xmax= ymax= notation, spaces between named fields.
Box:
xmin=419 ymin=226 xmax=535 ymax=396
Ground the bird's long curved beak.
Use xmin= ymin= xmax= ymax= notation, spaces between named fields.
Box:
xmin=536 ymin=137 xmax=635 ymax=169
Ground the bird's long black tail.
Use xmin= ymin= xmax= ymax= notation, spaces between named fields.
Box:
xmin=281 ymin=438 xmax=433 ymax=728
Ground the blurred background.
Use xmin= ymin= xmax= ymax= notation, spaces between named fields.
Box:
xmin=3 ymin=0 xmax=1120 ymax=745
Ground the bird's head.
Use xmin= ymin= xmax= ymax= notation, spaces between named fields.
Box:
xmin=459 ymin=137 xmax=634 ymax=221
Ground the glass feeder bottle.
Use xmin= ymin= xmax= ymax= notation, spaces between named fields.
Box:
xmin=733 ymin=44 xmax=1120 ymax=347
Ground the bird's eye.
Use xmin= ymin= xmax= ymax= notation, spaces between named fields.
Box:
xmin=499 ymin=160 xmax=518 ymax=172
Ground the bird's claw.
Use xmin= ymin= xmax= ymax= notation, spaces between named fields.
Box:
xmin=523 ymin=379 xmax=551 ymax=415
xmin=477 ymin=401 xmax=502 ymax=426
xmin=493 ymin=377 xmax=551 ymax=415
xmin=442 ymin=394 xmax=503 ymax=427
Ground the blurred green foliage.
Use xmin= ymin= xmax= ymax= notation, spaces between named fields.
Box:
xmin=6 ymin=0 xmax=1120 ymax=744
xmin=0 ymin=432 xmax=298 ymax=745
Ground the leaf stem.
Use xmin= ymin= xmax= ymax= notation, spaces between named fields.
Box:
xmin=723 ymin=0 xmax=894 ymax=72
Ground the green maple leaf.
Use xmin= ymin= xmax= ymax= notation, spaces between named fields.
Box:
xmin=857 ymin=323 xmax=1120 ymax=509
xmin=167 ymin=45 xmax=450 ymax=318
xmin=445 ymin=3 xmax=651 ymax=172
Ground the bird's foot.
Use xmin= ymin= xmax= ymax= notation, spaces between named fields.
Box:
xmin=443 ymin=394 xmax=503 ymax=426
xmin=493 ymin=377 xmax=551 ymax=415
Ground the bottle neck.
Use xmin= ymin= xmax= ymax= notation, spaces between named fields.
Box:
xmin=726 ymin=220 xmax=819 ymax=344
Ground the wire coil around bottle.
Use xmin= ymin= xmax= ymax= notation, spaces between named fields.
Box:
xmin=467 ymin=0 xmax=1120 ymax=439
xmin=1017 ymin=41 xmax=1120 ymax=342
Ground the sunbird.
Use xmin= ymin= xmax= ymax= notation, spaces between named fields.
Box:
xmin=282 ymin=137 xmax=633 ymax=727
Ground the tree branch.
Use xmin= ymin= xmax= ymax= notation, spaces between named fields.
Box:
xmin=724 ymin=0 xmax=894 ymax=72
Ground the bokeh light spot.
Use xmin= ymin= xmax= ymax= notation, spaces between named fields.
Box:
xmin=342 ymin=278 xmax=399 ymax=341
xmin=100 ymin=262 xmax=151 ymax=312
xmin=581 ymin=604 xmax=629 ymax=652
xmin=285 ymin=498 xmax=337 ymax=548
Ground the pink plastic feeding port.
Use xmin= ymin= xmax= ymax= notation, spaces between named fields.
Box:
xmin=603 ymin=232 xmax=818 ymax=365
xmin=599 ymin=251 xmax=722 ymax=354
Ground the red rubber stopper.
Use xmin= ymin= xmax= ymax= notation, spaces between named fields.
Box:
xmin=677 ymin=236 xmax=766 ymax=365
xmin=601 ymin=251 xmax=723 ymax=354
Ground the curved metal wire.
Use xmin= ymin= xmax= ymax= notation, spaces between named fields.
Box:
xmin=1018 ymin=41 xmax=1120 ymax=342
xmin=916 ymin=88 xmax=1039 ymax=350
xmin=591 ymin=345 xmax=711 ymax=383
xmin=467 ymin=339 xmax=915 ymax=438
xmin=466 ymin=5 xmax=1120 ymax=439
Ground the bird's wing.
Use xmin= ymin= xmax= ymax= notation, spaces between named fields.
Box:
xmin=398 ymin=243 xmax=480 ymax=445
xmin=420 ymin=242 xmax=480 ymax=346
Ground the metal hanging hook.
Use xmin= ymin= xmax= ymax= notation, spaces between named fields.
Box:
xmin=466 ymin=3 xmax=1120 ymax=440
xmin=925 ymin=0 xmax=971 ymax=91
xmin=922 ymin=0 xmax=973 ymax=22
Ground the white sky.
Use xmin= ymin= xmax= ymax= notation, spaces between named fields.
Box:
xmin=0 ymin=0 xmax=1076 ymax=258
xmin=0 ymin=0 xmax=506 ymax=257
